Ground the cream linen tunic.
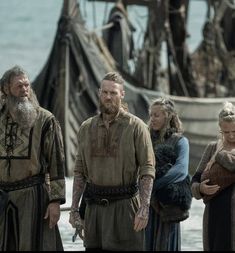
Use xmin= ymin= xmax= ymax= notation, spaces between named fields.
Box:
xmin=74 ymin=109 xmax=155 ymax=250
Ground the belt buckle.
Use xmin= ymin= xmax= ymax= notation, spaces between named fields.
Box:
xmin=100 ymin=198 xmax=109 ymax=206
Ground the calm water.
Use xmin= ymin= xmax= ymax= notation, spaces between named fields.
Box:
xmin=0 ymin=1 xmax=206 ymax=251
xmin=60 ymin=177 xmax=204 ymax=251
xmin=0 ymin=0 xmax=207 ymax=79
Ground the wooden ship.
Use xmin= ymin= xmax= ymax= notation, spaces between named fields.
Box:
xmin=33 ymin=0 xmax=235 ymax=176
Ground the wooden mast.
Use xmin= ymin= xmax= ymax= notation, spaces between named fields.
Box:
xmin=57 ymin=0 xmax=75 ymax=176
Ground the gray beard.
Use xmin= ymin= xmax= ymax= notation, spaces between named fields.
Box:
xmin=6 ymin=95 xmax=38 ymax=129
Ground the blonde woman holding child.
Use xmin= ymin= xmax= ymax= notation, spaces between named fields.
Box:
xmin=191 ymin=101 xmax=235 ymax=251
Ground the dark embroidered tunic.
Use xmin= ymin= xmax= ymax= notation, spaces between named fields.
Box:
xmin=0 ymin=105 xmax=66 ymax=251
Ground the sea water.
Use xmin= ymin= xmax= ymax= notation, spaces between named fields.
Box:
xmin=0 ymin=0 xmax=206 ymax=250
xmin=0 ymin=0 xmax=207 ymax=79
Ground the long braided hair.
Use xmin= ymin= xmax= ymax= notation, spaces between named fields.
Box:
xmin=149 ymin=97 xmax=183 ymax=143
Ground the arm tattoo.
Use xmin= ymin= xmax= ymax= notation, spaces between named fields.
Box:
xmin=137 ymin=175 xmax=153 ymax=219
xmin=71 ymin=172 xmax=86 ymax=210
xmin=139 ymin=175 xmax=154 ymax=207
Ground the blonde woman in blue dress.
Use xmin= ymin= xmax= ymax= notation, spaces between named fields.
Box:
xmin=145 ymin=97 xmax=191 ymax=251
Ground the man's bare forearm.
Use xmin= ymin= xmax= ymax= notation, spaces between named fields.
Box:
xmin=138 ymin=175 xmax=153 ymax=218
xmin=71 ymin=172 xmax=86 ymax=210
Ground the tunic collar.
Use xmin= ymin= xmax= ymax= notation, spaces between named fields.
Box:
xmin=98 ymin=108 xmax=126 ymax=126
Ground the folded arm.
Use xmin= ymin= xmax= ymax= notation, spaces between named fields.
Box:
xmin=154 ymin=137 xmax=189 ymax=191
xmin=191 ymin=142 xmax=217 ymax=199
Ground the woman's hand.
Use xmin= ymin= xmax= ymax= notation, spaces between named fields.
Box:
xmin=200 ymin=179 xmax=220 ymax=195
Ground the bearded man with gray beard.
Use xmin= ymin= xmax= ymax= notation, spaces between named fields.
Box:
xmin=0 ymin=65 xmax=66 ymax=251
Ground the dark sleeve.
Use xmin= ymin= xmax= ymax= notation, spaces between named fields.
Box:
xmin=191 ymin=142 xmax=216 ymax=199
xmin=43 ymin=116 xmax=66 ymax=204
xmin=191 ymin=142 xmax=216 ymax=184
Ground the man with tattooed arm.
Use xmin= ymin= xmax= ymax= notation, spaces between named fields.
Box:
xmin=69 ymin=71 xmax=155 ymax=251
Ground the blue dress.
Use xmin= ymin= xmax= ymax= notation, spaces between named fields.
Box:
xmin=145 ymin=133 xmax=189 ymax=251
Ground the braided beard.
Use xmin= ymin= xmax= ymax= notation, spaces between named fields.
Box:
xmin=6 ymin=94 xmax=38 ymax=129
